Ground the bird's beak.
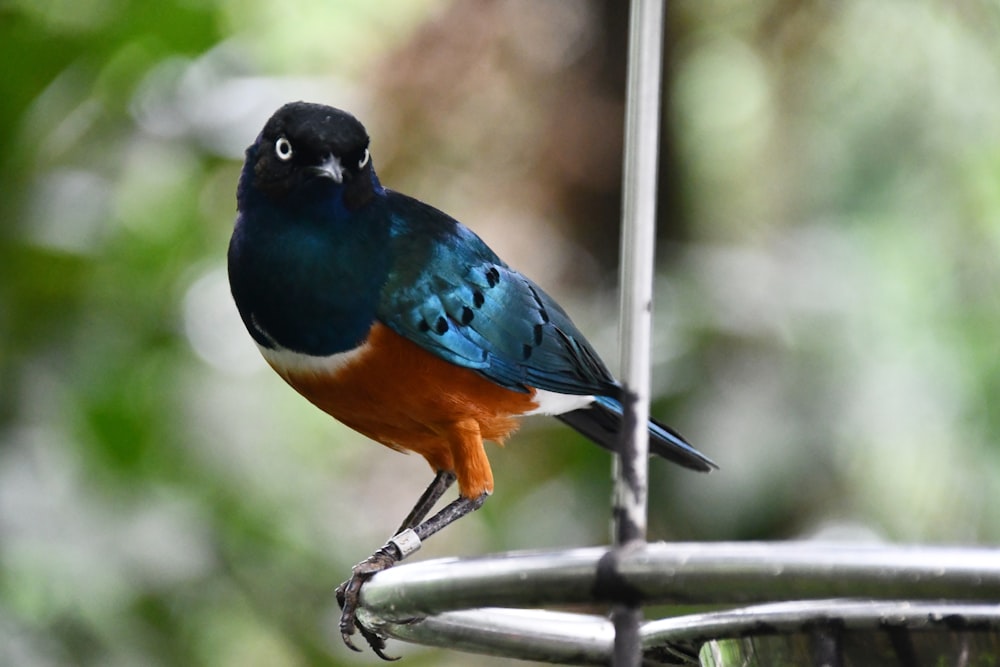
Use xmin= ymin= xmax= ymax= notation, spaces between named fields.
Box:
xmin=312 ymin=154 xmax=344 ymax=183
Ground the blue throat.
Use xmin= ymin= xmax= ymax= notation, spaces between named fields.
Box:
xmin=229 ymin=183 xmax=391 ymax=357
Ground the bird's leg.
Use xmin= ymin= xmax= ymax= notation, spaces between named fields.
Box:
xmin=336 ymin=487 xmax=486 ymax=658
xmin=334 ymin=470 xmax=456 ymax=658
xmin=394 ymin=469 xmax=456 ymax=534
xmin=332 ymin=471 xmax=456 ymax=659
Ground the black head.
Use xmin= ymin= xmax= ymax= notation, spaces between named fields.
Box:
xmin=240 ymin=102 xmax=376 ymax=207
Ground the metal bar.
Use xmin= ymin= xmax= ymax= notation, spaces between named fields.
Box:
xmin=361 ymin=608 xmax=613 ymax=665
xmin=616 ymin=0 xmax=665 ymax=546
xmin=359 ymin=543 xmax=1000 ymax=621
xmin=358 ymin=601 xmax=1000 ymax=665
xmin=641 ymin=600 xmax=1000 ymax=646
xmin=615 ymin=0 xmax=666 ymax=662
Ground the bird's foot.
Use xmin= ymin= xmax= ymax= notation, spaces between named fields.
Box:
xmin=336 ymin=545 xmax=402 ymax=660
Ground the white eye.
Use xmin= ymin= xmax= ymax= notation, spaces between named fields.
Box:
xmin=358 ymin=148 xmax=370 ymax=169
xmin=275 ymin=137 xmax=293 ymax=161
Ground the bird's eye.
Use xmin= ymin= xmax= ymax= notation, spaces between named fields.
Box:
xmin=358 ymin=148 xmax=370 ymax=170
xmin=275 ymin=137 xmax=293 ymax=161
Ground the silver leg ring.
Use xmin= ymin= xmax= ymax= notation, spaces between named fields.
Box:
xmin=389 ymin=528 xmax=422 ymax=559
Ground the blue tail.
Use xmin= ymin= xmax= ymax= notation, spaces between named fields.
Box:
xmin=555 ymin=396 xmax=716 ymax=472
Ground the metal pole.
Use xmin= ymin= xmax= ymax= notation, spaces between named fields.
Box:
xmin=614 ymin=0 xmax=666 ymax=664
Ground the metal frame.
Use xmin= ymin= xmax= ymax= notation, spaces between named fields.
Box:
xmin=356 ymin=543 xmax=1000 ymax=664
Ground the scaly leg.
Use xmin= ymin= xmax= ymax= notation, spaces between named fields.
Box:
xmin=336 ymin=470 xmax=455 ymax=620
xmin=336 ymin=472 xmax=483 ymax=658
xmin=394 ymin=469 xmax=456 ymax=534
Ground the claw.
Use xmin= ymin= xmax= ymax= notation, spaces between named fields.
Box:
xmin=341 ymin=631 xmax=363 ymax=654
xmin=336 ymin=545 xmax=402 ymax=659
xmin=360 ymin=623 xmax=399 ymax=661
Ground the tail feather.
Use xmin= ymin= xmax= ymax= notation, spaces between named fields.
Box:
xmin=555 ymin=396 xmax=717 ymax=473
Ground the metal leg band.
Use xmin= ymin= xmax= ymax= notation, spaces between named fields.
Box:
xmin=389 ymin=528 xmax=422 ymax=559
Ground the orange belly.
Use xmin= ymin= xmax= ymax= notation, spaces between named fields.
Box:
xmin=265 ymin=322 xmax=538 ymax=499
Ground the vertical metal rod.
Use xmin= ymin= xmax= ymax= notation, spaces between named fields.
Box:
xmin=613 ymin=0 xmax=665 ymax=665
xmin=615 ymin=0 xmax=663 ymax=548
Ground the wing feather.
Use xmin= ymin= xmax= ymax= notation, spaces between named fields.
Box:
xmin=378 ymin=191 xmax=619 ymax=397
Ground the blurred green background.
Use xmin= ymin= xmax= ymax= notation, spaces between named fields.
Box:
xmin=2 ymin=0 xmax=1000 ymax=665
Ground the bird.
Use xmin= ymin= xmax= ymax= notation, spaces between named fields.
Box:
xmin=228 ymin=101 xmax=716 ymax=657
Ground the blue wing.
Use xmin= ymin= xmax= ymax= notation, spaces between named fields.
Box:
xmin=377 ymin=191 xmax=619 ymax=397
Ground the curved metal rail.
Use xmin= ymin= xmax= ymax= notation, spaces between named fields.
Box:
xmin=355 ymin=542 xmax=1000 ymax=664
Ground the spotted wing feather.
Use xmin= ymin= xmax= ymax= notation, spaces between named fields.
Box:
xmin=378 ymin=191 xmax=619 ymax=398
